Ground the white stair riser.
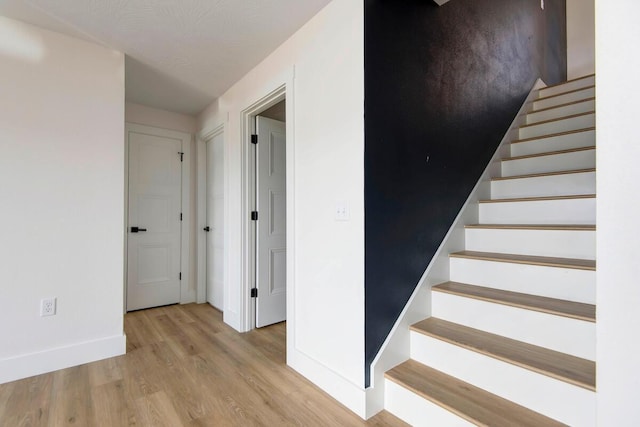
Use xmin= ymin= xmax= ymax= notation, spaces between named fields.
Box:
xmin=533 ymin=87 xmax=595 ymax=110
xmin=526 ymin=99 xmax=595 ymax=124
xmin=538 ymin=76 xmax=596 ymax=98
xmin=511 ymin=130 xmax=595 ymax=157
xmin=478 ymin=198 xmax=596 ymax=225
xmin=502 ymin=149 xmax=595 ymax=176
xmin=491 ymin=171 xmax=595 ymax=199
xmin=465 ymin=228 xmax=595 ymax=259
xmin=431 ymin=293 xmax=596 ymax=360
xmin=385 ymin=380 xmax=473 ymax=427
xmin=410 ymin=334 xmax=596 ymax=427
xmin=449 ymin=257 xmax=595 ymax=303
xmin=519 ymin=113 xmax=595 ymax=139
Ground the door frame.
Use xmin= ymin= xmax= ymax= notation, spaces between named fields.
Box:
xmin=196 ymin=124 xmax=225 ymax=305
xmin=124 ymin=123 xmax=192 ymax=311
xmin=244 ymin=88 xmax=287 ymax=329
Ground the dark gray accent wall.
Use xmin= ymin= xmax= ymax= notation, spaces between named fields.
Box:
xmin=364 ymin=0 xmax=566 ymax=386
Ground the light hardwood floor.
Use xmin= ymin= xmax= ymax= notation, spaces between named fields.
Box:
xmin=0 ymin=304 xmax=406 ymax=426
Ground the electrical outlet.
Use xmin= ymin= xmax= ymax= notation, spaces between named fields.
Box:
xmin=41 ymin=298 xmax=56 ymax=316
xmin=335 ymin=202 xmax=350 ymax=221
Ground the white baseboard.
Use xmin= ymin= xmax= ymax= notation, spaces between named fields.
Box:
xmin=0 ymin=333 xmax=126 ymax=384
xmin=288 ymin=347 xmax=368 ymax=418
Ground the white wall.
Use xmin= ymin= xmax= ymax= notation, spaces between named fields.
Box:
xmin=0 ymin=16 xmax=126 ymax=383
xmin=596 ymin=1 xmax=640 ymax=424
xmin=198 ymin=0 xmax=366 ymax=415
xmin=125 ymin=102 xmax=196 ymax=134
xmin=566 ymin=0 xmax=595 ymax=79
xmin=125 ymin=102 xmax=198 ymax=303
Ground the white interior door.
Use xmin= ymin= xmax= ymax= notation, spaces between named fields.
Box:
xmin=127 ymin=128 xmax=182 ymax=311
xmin=256 ymin=116 xmax=286 ymax=327
xmin=206 ymin=133 xmax=224 ymax=310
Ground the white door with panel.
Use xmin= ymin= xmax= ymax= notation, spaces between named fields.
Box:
xmin=256 ymin=116 xmax=286 ymax=327
xmin=127 ymin=126 xmax=184 ymax=311
xmin=206 ymin=133 xmax=224 ymax=310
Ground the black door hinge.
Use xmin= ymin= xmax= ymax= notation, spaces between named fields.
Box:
xmin=251 ymin=211 xmax=258 ymax=221
xmin=179 ymin=272 xmax=182 ymax=280
xmin=180 ymin=213 xmax=183 ymax=221
xmin=178 ymin=152 xmax=184 ymax=162
xmin=251 ymin=288 xmax=258 ymax=298
xmin=251 ymin=134 xmax=258 ymax=145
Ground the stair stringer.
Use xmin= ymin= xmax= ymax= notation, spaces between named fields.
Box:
xmin=364 ymin=79 xmax=547 ymax=418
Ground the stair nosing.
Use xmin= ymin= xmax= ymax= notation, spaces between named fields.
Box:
xmin=449 ymin=250 xmax=596 ymax=271
xmin=465 ymin=224 xmax=596 ymax=231
xmin=492 ymin=168 xmax=595 ymax=181
xmin=502 ymin=146 xmax=594 ymax=161
xmin=511 ymin=127 xmax=595 ymax=144
xmin=410 ymin=318 xmax=596 ymax=391
xmin=519 ymin=111 xmax=595 ymax=129
xmin=385 ymin=360 xmax=567 ymax=427
xmin=432 ymin=281 xmax=596 ymax=322
xmin=538 ymin=74 xmax=595 ymax=92
xmin=479 ymin=194 xmax=595 ymax=204
xmin=533 ymin=85 xmax=595 ymax=102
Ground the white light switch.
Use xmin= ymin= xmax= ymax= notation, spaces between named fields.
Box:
xmin=335 ymin=202 xmax=350 ymax=221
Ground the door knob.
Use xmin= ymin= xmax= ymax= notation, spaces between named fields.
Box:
xmin=203 ymin=226 xmax=211 ymax=232
xmin=131 ymin=226 xmax=147 ymax=233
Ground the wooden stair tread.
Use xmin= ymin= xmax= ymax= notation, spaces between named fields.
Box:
xmin=465 ymin=224 xmax=595 ymax=231
xmin=433 ymin=281 xmax=595 ymax=322
xmin=511 ymin=127 xmax=595 ymax=144
xmin=411 ymin=318 xmax=596 ymax=390
xmin=534 ymin=85 xmax=595 ymax=102
xmin=492 ymin=168 xmax=595 ymax=181
xmin=385 ymin=360 xmax=566 ymax=427
xmin=539 ymin=74 xmax=595 ymax=91
xmin=502 ymin=146 xmax=594 ymax=161
xmin=449 ymin=250 xmax=595 ymax=271
xmin=479 ymin=194 xmax=595 ymax=204
xmin=527 ymin=97 xmax=595 ymax=115
xmin=520 ymin=111 xmax=595 ymax=128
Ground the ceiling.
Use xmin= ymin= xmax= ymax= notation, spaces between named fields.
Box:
xmin=0 ymin=0 xmax=332 ymax=115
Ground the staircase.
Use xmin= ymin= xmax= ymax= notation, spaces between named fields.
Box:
xmin=384 ymin=75 xmax=596 ymax=426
